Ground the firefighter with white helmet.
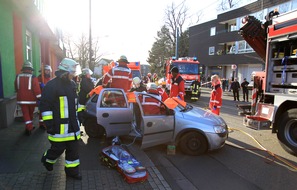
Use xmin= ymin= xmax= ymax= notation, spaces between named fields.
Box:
xmin=130 ymin=77 xmax=147 ymax=92
xmin=14 ymin=60 xmax=42 ymax=135
xmin=40 ymin=58 xmax=82 ymax=180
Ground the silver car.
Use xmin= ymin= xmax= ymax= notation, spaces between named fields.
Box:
xmin=83 ymin=88 xmax=228 ymax=155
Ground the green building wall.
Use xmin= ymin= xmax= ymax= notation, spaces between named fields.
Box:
xmin=0 ymin=2 xmax=16 ymax=98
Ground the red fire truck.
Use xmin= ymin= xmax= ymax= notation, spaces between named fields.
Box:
xmin=240 ymin=9 xmax=297 ymax=154
xmin=165 ymin=57 xmax=201 ymax=99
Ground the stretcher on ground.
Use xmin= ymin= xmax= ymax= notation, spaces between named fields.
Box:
xmin=100 ymin=145 xmax=148 ymax=183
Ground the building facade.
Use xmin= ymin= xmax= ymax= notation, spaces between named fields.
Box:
xmin=189 ymin=0 xmax=297 ymax=84
xmin=0 ymin=0 xmax=65 ymax=128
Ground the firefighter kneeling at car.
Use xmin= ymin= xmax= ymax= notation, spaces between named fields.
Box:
xmin=191 ymin=76 xmax=200 ymax=101
xmin=140 ymin=83 xmax=162 ymax=115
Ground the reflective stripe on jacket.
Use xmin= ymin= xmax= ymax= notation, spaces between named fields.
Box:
xmin=209 ymin=84 xmax=223 ymax=109
xmin=102 ymin=64 xmax=132 ymax=92
xmin=15 ymin=73 xmax=41 ymax=104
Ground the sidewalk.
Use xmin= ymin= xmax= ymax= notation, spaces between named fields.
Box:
xmin=0 ymin=116 xmax=171 ymax=190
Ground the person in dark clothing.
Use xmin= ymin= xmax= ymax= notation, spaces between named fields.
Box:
xmin=78 ymin=68 xmax=94 ymax=125
xmin=231 ymin=78 xmax=240 ymax=101
xmin=190 ymin=76 xmax=200 ymax=101
xmin=262 ymin=8 xmax=279 ymax=32
xmin=40 ymin=58 xmax=82 ymax=180
xmin=78 ymin=68 xmax=94 ymax=105
xmin=241 ymin=78 xmax=250 ymax=102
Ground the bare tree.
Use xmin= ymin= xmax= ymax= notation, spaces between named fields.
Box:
xmin=164 ymin=2 xmax=188 ymax=45
xmin=217 ymin=0 xmax=242 ymax=11
xmin=63 ymin=33 xmax=105 ymax=71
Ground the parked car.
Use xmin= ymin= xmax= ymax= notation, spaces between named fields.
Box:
xmin=83 ymin=88 xmax=228 ymax=155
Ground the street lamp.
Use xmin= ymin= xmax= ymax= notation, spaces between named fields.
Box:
xmin=89 ymin=0 xmax=92 ymax=68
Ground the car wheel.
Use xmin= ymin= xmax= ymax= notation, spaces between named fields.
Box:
xmin=179 ymin=132 xmax=208 ymax=156
xmin=83 ymin=117 xmax=105 ymax=138
xmin=277 ymin=109 xmax=297 ymax=155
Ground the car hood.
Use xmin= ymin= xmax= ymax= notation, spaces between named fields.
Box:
xmin=178 ymin=106 xmax=226 ymax=126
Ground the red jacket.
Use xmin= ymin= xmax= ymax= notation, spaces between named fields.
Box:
xmin=102 ymin=64 xmax=132 ymax=92
xmin=38 ymin=74 xmax=51 ymax=85
xmin=140 ymin=90 xmax=161 ymax=115
xmin=209 ymin=84 xmax=222 ymax=110
xmin=15 ymin=71 xmax=41 ymax=104
xmin=169 ymin=74 xmax=185 ymax=100
xmin=157 ymin=87 xmax=168 ymax=102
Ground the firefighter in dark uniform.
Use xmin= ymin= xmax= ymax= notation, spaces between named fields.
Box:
xmin=191 ymin=76 xmax=200 ymax=101
xmin=40 ymin=58 xmax=82 ymax=180
xmin=169 ymin=67 xmax=185 ymax=101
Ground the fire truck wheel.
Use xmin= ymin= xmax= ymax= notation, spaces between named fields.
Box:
xmin=83 ymin=117 xmax=105 ymax=138
xmin=277 ymin=108 xmax=297 ymax=155
xmin=179 ymin=132 xmax=208 ymax=156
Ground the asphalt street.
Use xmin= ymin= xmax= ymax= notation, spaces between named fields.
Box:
xmin=144 ymin=87 xmax=297 ymax=190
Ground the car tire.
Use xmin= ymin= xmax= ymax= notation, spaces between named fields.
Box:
xmin=276 ymin=109 xmax=297 ymax=155
xmin=83 ymin=117 xmax=105 ymax=138
xmin=179 ymin=132 xmax=208 ymax=156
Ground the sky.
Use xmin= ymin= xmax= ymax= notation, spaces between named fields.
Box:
xmin=44 ymin=0 xmax=222 ymax=64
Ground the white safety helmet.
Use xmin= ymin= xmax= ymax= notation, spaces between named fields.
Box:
xmin=147 ymin=83 xmax=158 ymax=90
xmin=132 ymin=77 xmax=141 ymax=86
xmin=82 ymin=68 xmax=93 ymax=76
xmin=44 ymin=65 xmax=52 ymax=72
xmin=58 ymin=58 xmax=82 ymax=76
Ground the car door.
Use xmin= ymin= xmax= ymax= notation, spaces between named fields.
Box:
xmin=136 ymin=93 xmax=175 ymax=149
xmin=96 ymin=88 xmax=132 ymax=137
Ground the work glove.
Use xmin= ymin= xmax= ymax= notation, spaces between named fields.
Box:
xmin=44 ymin=120 xmax=55 ymax=135
xmin=40 ymin=82 xmax=45 ymax=89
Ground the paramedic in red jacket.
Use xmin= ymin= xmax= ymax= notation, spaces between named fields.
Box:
xmin=209 ymin=74 xmax=222 ymax=115
xmin=157 ymin=86 xmax=168 ymax=102
xmin=141 ymin=83 xmax=162 ymax=115
xmin=169 ymin=67 xmax=185 ymax=101
xmin=15 ymin=61 xmax=42 ymax=135
xmin=102 ymin=55 xmax=132 ymax=92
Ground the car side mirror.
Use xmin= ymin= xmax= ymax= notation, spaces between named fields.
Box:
xmin=167 ymin=109 xmax=175 ymax=115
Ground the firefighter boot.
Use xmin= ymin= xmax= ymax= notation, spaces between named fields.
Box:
xmin=25 ymin=124 xmax=33 ymax=136
xmin=41 ymin=155 xmax=53 ymax=171
xmin=66 ymin=173 xmax=82 ymax=180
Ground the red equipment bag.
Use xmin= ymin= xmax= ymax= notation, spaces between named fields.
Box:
xmin=100 ymin=145 xmax=148 ymax=183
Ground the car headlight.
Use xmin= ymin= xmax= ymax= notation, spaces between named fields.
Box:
xmin=213 ymin=125 xmax=227 ymax=134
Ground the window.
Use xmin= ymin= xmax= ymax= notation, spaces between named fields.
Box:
xmin=25 ymin=30 xmax=33 ymax=63
xmin=292 ymin=0 xmax=297 ymax=10
xmin=238 ymin=40 xmax=254 ymax=53
xmin=209 ymin=46 xmax=215 ymax=55
xmin=210 ymin=27 xmax=216 ymax=36
xmin=279 ymin=2 xmax=290 ymax=13
xmin=100 ymin=90 xmax=127 ymax=108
